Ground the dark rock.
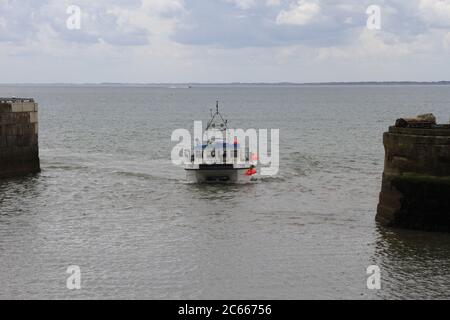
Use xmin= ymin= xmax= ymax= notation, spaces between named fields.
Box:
xmin=395 ymin=113 xmax=437 ymax=128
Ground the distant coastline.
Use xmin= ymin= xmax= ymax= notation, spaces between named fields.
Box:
xmin=1 ymin=81 xmax=450 ymax=86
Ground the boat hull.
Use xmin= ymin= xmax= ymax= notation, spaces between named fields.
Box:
xmin=185 ymin=168 xmax=255 ymax=183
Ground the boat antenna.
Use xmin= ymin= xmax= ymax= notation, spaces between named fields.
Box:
xmin=206 ymin=100 xmax=228 ymax=131
xmin=216 ymin=100 xmax=227 ymax=125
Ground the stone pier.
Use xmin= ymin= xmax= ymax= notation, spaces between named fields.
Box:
xmin=376 ymin=119 xmax=450 ymax=232
xmin=0 ymin=98 xmax=40 ymax=178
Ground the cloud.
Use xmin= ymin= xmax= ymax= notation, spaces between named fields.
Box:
xmin=0 ymin=0 xmax=43 ymax=42
xmin=266 ymin=0 xmax=282 ymax=7
xmin=276 ymin=0 xmax=321 ymax=26
xmin=226 ymin=0 xmax=257 ymax=10
xmin=172 ymin=0 xmax=362 ymax=47
xmin=0 ymin=0 xmax=183 ymax=46
xmin=317 ymin=29 xmax=415 ymax=60
xmin=419 ymin=0 xmax=450 ymax=28
xmin=1 ymin=0 xmax=450 ymax=83
xmin=172 ymin=0 xmax=431 ymax=48
xmin=0 ymin=0 xmax=441 ymax=50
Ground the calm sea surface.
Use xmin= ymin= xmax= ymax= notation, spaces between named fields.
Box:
xmin=1 ymin=84 xmax=450 ymax=299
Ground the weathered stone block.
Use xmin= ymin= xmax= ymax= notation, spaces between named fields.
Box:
xmin=0 ymin=103 xmax=12 ymax=113
xmin=11 ymin=103 xmax=23 ymax=112
xmin=22 ymin=102 xmax=35 ymax=112
xmin=29 ymin=112 xmax=38 ymax=124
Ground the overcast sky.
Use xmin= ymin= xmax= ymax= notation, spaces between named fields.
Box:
xmin=1 ymin=0 xmax=450 ymax=83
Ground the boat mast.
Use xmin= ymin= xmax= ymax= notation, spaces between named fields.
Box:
xmin=206 ymin=100 xmax=228 ymax=131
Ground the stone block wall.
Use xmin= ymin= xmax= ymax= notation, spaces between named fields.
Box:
xmin=376 ymin=126 xmax=450 ymax=232
xmin=0 ymin=98 xmax=40 ymax=178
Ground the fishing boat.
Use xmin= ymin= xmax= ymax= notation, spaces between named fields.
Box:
xmin=184 ymin=102 xmax=257 ymax=183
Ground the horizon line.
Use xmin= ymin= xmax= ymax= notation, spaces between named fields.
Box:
xmin=2 ymin=81 xmax=450 ymax=86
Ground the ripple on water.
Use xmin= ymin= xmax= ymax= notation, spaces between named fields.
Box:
xmin=1 ymin=85 xmax=450 ymax=299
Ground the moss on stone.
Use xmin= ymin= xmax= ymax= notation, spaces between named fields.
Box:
xmin=394 ymin=173 xmax=450 ymax=185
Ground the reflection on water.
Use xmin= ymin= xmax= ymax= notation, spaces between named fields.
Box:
xmin=0 ymin=174 xmax=44 ymax=218
xmin=187 ymin=183 xmax=257 ymax=200
xmin=373 ymin=227 xmax=450 ymax=299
